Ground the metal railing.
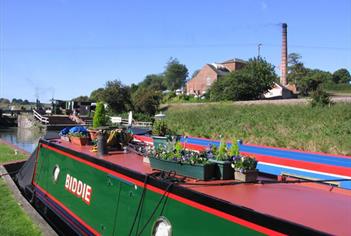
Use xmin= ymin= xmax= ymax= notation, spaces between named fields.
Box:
xmin=33 ymin=109 xmax=49 ymax=124
xmin=133 ymin=121 xmax=152 ymax=128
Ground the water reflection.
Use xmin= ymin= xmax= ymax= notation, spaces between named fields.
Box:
xmin=0 ymin=128 xmax=49 ymax=153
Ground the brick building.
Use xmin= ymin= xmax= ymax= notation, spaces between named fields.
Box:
xmin=186 ymin=58 xmax=246 ymax=95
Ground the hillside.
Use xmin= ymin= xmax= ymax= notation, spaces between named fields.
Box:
xmin=164 ymin=102 xmax=351 ymax=155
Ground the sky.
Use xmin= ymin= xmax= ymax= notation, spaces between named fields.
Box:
xmin=0 ymin=0 xmax=350 ymax=102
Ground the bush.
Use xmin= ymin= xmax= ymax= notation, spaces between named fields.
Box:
xmin=152 ymin=120 xmax=171 ymax=136
xmin=93 ymin=102 xmax=108 ymax=128
xmin=310 ymin=89 xmax=332 ymax=107
xmin=209 ymin=57 xmax=277 ymax=101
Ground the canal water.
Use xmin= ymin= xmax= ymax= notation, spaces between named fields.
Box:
xmin=0 ymin=127 xmax=56 ymax=153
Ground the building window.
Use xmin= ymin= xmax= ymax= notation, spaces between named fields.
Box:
xmin=206 ymin=77 xmax=211 ymax=86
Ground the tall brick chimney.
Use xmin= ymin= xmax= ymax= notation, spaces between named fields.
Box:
xmin=280 ymin=23 xmax=288 ymax=86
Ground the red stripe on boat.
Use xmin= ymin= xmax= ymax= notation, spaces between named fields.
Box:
xmin=33 ymin=183 xmax=100 ymax=236
xmin=40 ymin=143 xmax=285 ymax=236
xmin=241 ymin=152 xmax=351 ymax=177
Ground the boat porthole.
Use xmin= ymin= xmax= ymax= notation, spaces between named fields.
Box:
xmin=152 ymin=216 xmax=172 ymax=236
xmin=52 ymin=165 xmax=60 ymax=183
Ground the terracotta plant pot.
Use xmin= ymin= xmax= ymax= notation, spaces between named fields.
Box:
xmin=234 ymin=170 xmax=258 ymax=182
xmin=70 ymin=136 xmax=88 ymax=146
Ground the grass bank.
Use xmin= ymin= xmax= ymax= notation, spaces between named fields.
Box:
xmin=165 ymin=103 xmax=351 ymax=155
xmin=0 ymin=142 xmax=28 ymax=163
xmin=0 ymin=143 xmax=41 ymax=236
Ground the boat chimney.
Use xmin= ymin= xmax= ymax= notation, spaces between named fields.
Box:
xmin=97 ymin=131 xmax=108 ymax=157
xmin=280 ymin=23 xmax=288 ymax=86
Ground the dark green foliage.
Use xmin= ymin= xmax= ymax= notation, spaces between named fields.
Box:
xmin=90 ymin=88 xmax=105 ymax=102
xmin=287 ymin=53 xmax=335 ymax=95
xmin=0 ymin=98 xmax=10 ymax=104
xmin=332 ymin=68 xmax=351 ymax=84
xmin=132 ymin=87 xmax=161 ymax=116
xmin=139 ymin=74 xmax=166 ymax=91
xmin=164 ymin=58 xmax=189 ymax=91
xmin=310 ymin=88 xmax=332 ymax=107
xmin=72 ymin=95 xmax=90 ymax=102
xmin=287 ymin=53 xmax=308 ymax=84
xmin=209 ymin=57 xmax=276 ymax=101
xmin=232 ymin=156 xmax=257 ymax=172
xmin=102 ymin=80 xmax=132 ymax=113
xmin=93 ymin=102 xmax=107 ymax=128
xmin=152 ymin=120 xmax=170 ymax=136
xmin=10 ymin=98 xmax=30 ymax=105
xmin=298 ymin=70 xmax=333 ymax=96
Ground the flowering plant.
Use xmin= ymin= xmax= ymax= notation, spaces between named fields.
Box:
xmin=148 ymin=141 xmax=209 ymax=165
xmin=231 ymin=156 xmax=257 ymax=173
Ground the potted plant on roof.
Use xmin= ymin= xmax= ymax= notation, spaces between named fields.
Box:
xmin=208 ymin=139 xmax=239 ymax=180
xmin=69 ymin=132 xmax=89 ymax=146
xmin=89 ymin=102 xmax=107 ymax=141
xmin=151 ymin=120 xmax=173 ymax=149
xmin=232 ymin=155 xmax=258 ymax=182
xmin=148 ymin=141 xmax=215 ymax=181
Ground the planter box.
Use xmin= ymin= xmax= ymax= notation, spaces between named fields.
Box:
xmin=149 ymin=157 xmax=215 ymax=181
xmin=152 ymin=136 xmax=169 ymax=149
xmin=234 ymin=170 xmax=258 ymax=182
xmin=209 ymin=159 xmax=234 ymax=180
xmin=70 ymin=136 xmax=89 ymax=146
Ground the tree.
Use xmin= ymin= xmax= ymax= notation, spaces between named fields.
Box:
xmin=101 ymin=80 xmax=132 ymax=113
xmin=287 ymin=53 xmax=308 ymax=84
xmin=138 ymin=74 xmax=166 ymax=91
xmin=93 ymin=102 xmax=107 ymax=128
xmin=163 ymin=58 xmax=188 ymax=90
xmin=299 ymin=69 xmax=332 ymax=96
xmin=332 ymin=68 xmax=351 ymax=84
xmin=132 ymin=87 xmax=161 ymax=116
xmin=72 ymin=96 xmax=90 ymax=102
xmin=209 ymin=57 xmax=276 ymax=101
xmin=90 ymin=88 xmax=105 ymax=102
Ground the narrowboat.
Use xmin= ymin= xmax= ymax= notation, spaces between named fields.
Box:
xmin=16 ymin=133 xmax=351 ymax=236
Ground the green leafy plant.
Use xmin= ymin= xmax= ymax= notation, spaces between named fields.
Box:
xmin=216 ymin=139 xmax=228 ymax=161
xmin=68 ymin=132 xmax=88 ymax=138
xmin=152 ymin=120 xmax=171 ymax=136
xmin=231 ymin=156 xmax=257 ymax=172
xmin=310 ymin=88 xmax=333 ymax=107
xmin=93 ymin=102 xmax=108 ymax=128
xmin=229 ymin=139 xmax=239 ymax=157
xmin=149 ymin=142 xmax=209 ymax=165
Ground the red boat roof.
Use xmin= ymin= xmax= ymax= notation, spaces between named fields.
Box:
xmin=53 ymin=140 xmax=351 ymax=235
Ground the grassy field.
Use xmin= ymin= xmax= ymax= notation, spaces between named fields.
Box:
xmin=323 ymin=83 xmax=351 ymax=96
xmin=0 ymin=143 xmax=41 ymax=236
xmin=165 ymin=103 xmax=351 ymax=155
xmin=0 ymin=143 xmax=28 ymax=163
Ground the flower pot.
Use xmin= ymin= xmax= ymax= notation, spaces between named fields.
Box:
xmin=208 ymin=159 xmax=234 ymax=180
xmin=60 ymin=136 xmax=70 ymax=142
xmin=70 ymin=136 xmax=89 ymax=146
xmin=152 ymin=136 xmax=169 ymax=149
xmin=88 ymin=129 xmax=98 ymax=141
xmin=234 ymin=170 xmax=258 ymax=182
xmin=149 ymin=157 xmax=215 ymax=181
